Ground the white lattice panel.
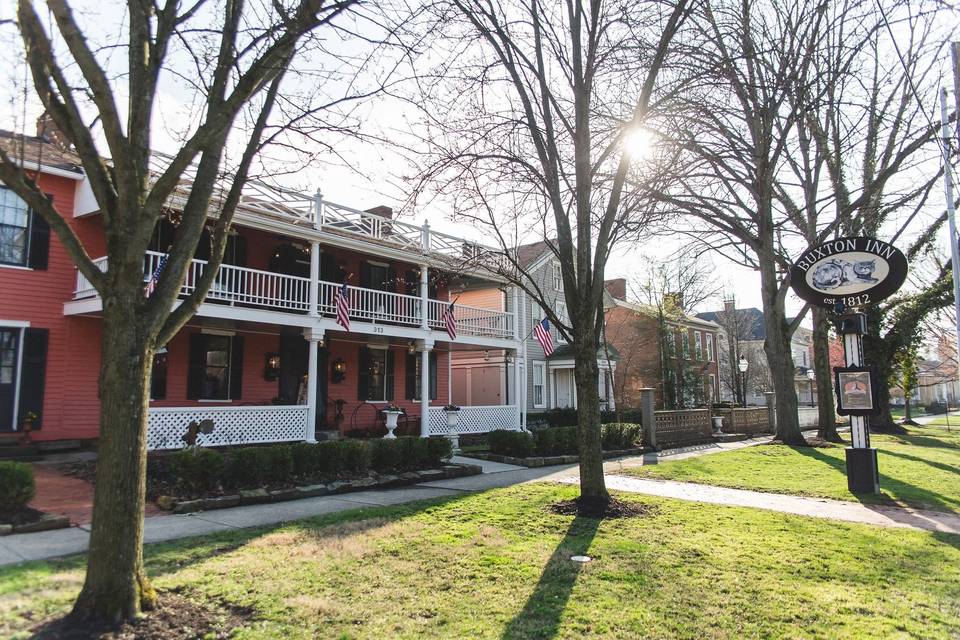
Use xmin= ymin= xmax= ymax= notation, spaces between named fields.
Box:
xmin=428 ymin=405 xmax=519 ymax=436
xmin=147 ymin=405 xmax=309 ymax=450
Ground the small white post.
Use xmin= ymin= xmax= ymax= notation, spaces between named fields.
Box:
xmin=512 ymin=286 xmax=520 ymax=340
xmin=304 ymin=329 xmax=323 ymax=443
xmin=309 ymin=241 xmax=320 ymax=317
xmin=421 ymin=220 xmax=431 ymax=252
xmin=313 ymin=189 xmax=324 ymax=230
xmin=421 ymin=339 xmax=433 ymax=438
xmin=512 ymin=348 xmax=522 ymax=429
xmin=420 ymin=264 xmax=430 ymax=330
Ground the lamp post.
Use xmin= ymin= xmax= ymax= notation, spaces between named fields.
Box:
xmin=737 ymin=354 xmax=748 ymax=406
xmin=806 ymin=368 xmax=816 ymax=407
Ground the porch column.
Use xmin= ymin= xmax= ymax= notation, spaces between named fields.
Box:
xmin=309 ymin=241 xmax=320 ymax=317
xmin=512 ymin=348 xmax=522 ymax=429
xmin=420 ymin=339 xmax=434 ymax=438
xmin=304 ymin=328 xmax=324 ymax=443
xmin=420 ymin=264 xmax=429 ymax=330
xmin=512 ymin=285 xmax=520 ymax=340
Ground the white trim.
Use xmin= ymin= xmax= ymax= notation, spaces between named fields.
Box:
xmin=367 ymin=259 xmax=391 ymax=268
xmin=201 ymin=328 xmax=236 ymax=336
xmin=11 ymin=159 xmax=84 ymax=181
xmin=197 ymin=399 xmax=235 ymax=403
xmin=0 ymin=320 xmax=30 ymax=328
xmin=0 ymin=264 xmax=34 ymax=272
xmin=532 ymin=360 xmax=546 ymax=408
xmin=10 ymin=327 xmax=25 ymax=431
xmin=366 ymin=343 xmax=389 ymax=350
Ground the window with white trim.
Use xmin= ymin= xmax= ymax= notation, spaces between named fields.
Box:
xmin=695 ymin=331 xmax=703 ymax=360
xmin=532 ymin=361 xmax=546 ymax=408
xmin=706 ymin=334 xmax=715 ymax=362
xmin=0 ymin=188 xmax=31 ymax=266
xmin=555 ymin=302 xmax=568 ymax=343
xmin=552 ymin=261 xmax=562 ymax=291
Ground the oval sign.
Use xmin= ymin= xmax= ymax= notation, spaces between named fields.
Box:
xmin=790 ymin=237 xmax=907 ymax=309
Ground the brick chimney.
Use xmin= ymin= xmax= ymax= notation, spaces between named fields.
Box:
xmin=604 ymin=278 xmax=626 ymax=300
xmin=364 ymin=205 xmax=393 ymax=219
xmin=36 ymin=112 xmax=72 ymax=151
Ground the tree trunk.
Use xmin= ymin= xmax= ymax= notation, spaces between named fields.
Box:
xmin=70 ymin=285 xmax=157 ymax=624
xmin=812 ymin=308 xmax=841 ymax=442
xmin=757 ymin=253 xmax=806 ymax=445
xmin=904 ymin=396 xmax=913 ymax=422
xmin=573 ymin=334 xmax=608 ymax=513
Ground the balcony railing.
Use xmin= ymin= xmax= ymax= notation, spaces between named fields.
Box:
xmin=74 ymin=251 xmax=516 ymax=340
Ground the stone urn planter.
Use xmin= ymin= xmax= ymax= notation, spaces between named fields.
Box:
xmin=443 ymin=405 xmax=461 ymax=454
xmin=711 ymin=416 xmax=724 ymax=435
xmin=382 ymin=406 xmax=403 ymax=439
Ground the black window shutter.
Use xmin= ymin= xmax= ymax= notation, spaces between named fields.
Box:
xmin=405 ymin=353 xmax=416 ymax=400
xmin=17 ymin=328 xmax=48 ymax=429
xmin=186 ymin=333 xmax=206 ymax=399
xmin=387 ymin=266 xmax=398 ymax=293
xmin=359 ymin=263 xmax=371 ymax=289
xmin=385 ymin=349 xmax=395 ymax=401
xmin=28 ymin=210 xmax=50 ymax=270
xmin=194 ymin=228 xmax=211 ymax=261
xmin=230 ymin=335 xmax=244 ymax=399
xmin=320 ymin=251 xmax=337 ymax=282
xmin=404 ymin=270 xmax=418 ymax=296
xmin=226 ymin=234 xmax=247 ymax=267
xmin=358 ymin=347 xmax=370 ymax=400
xmin=429 ymin=352 xmax=438 ymax=400
xmin=150 ymin=352 xmax=168 ymax=400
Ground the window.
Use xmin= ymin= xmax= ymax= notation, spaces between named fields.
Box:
xmin=359 ymin=346 xmax=394 ymax=402
xmin=552 ymin=261 xmax=562 ymax=291
xmin=706 ymin=334 xmax=714 ymax=362
xmin=695 ymin=331 xmax=703 ymax=360
xmin=0 ymin=187 xmax=49 ymax=269
xmin=555 ymin=302 xmax=568 ymax=343
xmin=187 ymin=333 xmax=243 ymax=400
xmin=681 ymin=331 xmax=690 ymax=357
xmin=532 ymin=361 xmax=545 ymax=408
xmin=708 ymin=374 xmax=716 ymax=401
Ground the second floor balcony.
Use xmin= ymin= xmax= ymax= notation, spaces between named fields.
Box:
xmin=72 ymin=251 xmax=516 ymax=342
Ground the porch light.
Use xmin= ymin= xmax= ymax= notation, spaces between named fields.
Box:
xmin=264 ymin=353 xmax=281 ymax=381
xmin=806 ymin=369 xmax=815 ymax=381
xmin=332 ymin=358 xmax=346 ymax=383
xmin=408 ymin=341 xmax=417 ymax=354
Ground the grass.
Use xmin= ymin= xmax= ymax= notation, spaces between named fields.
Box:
xmin=2 ymin=484 xmax=960 ymax=639
xmin=625 ymin=425 xmax=960 ymax=513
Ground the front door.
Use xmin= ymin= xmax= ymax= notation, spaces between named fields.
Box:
xmin=0 ymin=329 xmax=20 ymax=431
xmin=554 ymin=369 xmax=575 ymax=408
xmin=278 ymin=329 xmax=328 ymax=430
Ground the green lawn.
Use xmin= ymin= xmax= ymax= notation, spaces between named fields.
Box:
xmin=625 ymin=425 xmax=960 ymax=512
xmin=2 ymin=484 xmax=960 ymax=639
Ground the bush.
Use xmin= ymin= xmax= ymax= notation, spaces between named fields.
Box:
xmin=339 ymin=439 xmax=372 ymax=475
xmin=426 ymin=436 xmax=452 ymax=465
xmin=925 ymin=401 xmax=948 ymax=415
xmin=600 ymin=409 xmax=644 ymax=425
xmin=601 ymin=423 xmax=643 ymax=450
xmin=533 ymin=426 xmax=578 ymax=456
xmin=0 ymin=461 xmax=35 ymax=513
xmin=170 ymin=448 xmax=224 ymax=492
xmin=488 ymin=430 xmax=534 ymax=457
xmin=223 ymin=447 xmax=270 ymax=488
xmin=371 ymin=438 xmax=405 ymax=471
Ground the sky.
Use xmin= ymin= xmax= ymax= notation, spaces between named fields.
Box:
xmin=0 ymin=1 xmax=955 ymax=324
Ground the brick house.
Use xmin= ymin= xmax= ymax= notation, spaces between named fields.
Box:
xmin=0 ymin=125 xmax=525 ymax=449
xmin=602 ymin=279 xmax=720 ymax=409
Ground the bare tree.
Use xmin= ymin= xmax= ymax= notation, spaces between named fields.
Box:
xmin=0 ymin=0 xmax=385 ymax=624
xmin=406 ymin=0 xmax=693 ymax=513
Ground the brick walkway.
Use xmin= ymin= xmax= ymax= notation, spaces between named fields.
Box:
xmin=29 ymin=464 xmax=166 ymax=526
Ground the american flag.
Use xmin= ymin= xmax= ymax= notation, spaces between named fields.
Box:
xmin=143 ymin=254 xmax=168 ymax=297
xmin=335 ymin=282 xmax=350 ymax=331
xmin=534 ymin=317 xmax=554 ymax=356
xmin=442 ymin=301 xmax=457 ymax=340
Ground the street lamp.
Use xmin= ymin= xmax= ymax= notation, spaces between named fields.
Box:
xmin=806 ymin=368 xmax=816 ymax=407
xmin=737 ymin=354 xmax=748 ymax=406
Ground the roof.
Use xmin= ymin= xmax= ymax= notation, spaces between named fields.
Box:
xmin=696 ymin=307 xmax=765 ymax=339
xmin=0 ymin=129 xmax=84 ymax=174
xmin=548 ymin=342 xmax=620 ymax=361
xmin=612 ymin=297 xmax=720 ymax=330
xmin=514 ymin=239 xmax=555 ymax=268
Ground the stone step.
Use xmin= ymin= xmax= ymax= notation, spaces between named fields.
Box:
xmin=712 ymin=432 xmax=750 ymax=443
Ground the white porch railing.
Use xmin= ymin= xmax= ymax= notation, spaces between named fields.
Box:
xmin=427 ymin=405 xmax=520 ymax=436
xmin=147 ymin=405 xmax=309 ymax=451
xmin=74 ymin=252 xmax=515 ymax=340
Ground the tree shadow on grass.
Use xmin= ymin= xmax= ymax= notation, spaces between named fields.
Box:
xmin=501 ymin=514 xmax=601 ymax=640
xmin=793 ymin=446 xmax=960 ymax=514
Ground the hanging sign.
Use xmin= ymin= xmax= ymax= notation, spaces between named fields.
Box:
xmin=834 ymin=365 xmax=879 ymax=416
xmin=790 ymin=237 xmax=908 ymax=309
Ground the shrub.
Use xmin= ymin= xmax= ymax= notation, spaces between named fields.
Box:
xmin=263 ymin=445 xmax=294 ymax=483
xmin=223 ymin=447 xmax=269 ymax=488
xmin=600 ymin=409 xmax=644 ymax=425
xmin=426 ymin=436 xmax=452 ymax=465
xmin=0 ymin=461 xmax=35 ymax=513
xmin=601 ymin=423 xmax=643 ymax=450
xmin=371 ymin=439 xmax=404 ymax=471
xmin=925 ymin=401 xmax=948 ymax=415
xmin=398 ymin=437 xmax=428 ymax=471
xmin=170 ymin=448 xmax=224 ymax=492
xmin=488 ymin=430 xmax=534 ymax=457
xmin=339 ymin=439 xmax=372 ymax=475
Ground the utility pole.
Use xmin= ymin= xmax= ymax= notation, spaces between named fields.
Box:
xmin=941 ymin=86 xmax=960 ymax=388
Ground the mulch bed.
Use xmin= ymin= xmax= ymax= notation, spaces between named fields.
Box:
xmin=549 ymin=497 xmax=656 ymax=519
xmin=29 ymin=591 xmax=254 ymax=639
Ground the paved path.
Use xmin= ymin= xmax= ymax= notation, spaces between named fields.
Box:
xmin=913 ymin=412 xmax=960 ymax=426
xmin=4 ymin=431 xmax=958 ymax=567
xmin=555 ymin=475 xmax=960 ymax=535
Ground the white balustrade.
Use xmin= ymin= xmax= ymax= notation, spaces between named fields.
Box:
xmin=427 ymin=405 xmax=519 ymax=435
xmin=147 ymin=405 xmax=309 ymax=450
xmin=74 ymin=256 xmax=109 ymax=298
xmin=427 ymin=299 xmax=514 ymax=338
xmin=317 ymin=280 xmax=423 ymax=326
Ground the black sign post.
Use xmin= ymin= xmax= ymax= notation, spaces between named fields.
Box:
xmin=790 ymin=237 xmax=908 ymax=494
